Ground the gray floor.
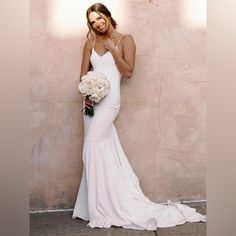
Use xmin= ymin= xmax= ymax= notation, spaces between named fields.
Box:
xmin=30 ymin=202 xmax=206 ymax=236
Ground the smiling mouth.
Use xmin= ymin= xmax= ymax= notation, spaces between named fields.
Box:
xmin=98 ymin=24 xmax=105 ymax=31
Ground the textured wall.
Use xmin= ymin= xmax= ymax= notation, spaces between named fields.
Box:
xmin=30 ymin=0 xmax=206 ymax=210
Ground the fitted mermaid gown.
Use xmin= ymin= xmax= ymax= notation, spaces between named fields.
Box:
xmin=72 ymin=40 xmax=206 ymax=230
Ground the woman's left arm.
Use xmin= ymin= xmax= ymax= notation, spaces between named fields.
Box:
xmin=105 ymin=35 xmax=136 ymax=79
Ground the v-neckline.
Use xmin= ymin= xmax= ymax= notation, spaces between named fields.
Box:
xmin=92 ymin=48 xmax=111 ymax=58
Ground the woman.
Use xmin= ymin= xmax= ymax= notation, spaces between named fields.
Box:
xmin=72 ymin=2 xmax=206 ymax=230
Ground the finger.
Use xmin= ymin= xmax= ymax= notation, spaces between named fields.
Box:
xmin=85 ymin=97 xmax=92 ymax=102
xmin=85 ymin=101 xmax=91 ymax=106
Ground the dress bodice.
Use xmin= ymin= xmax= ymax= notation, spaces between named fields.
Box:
xmin=90 ymin=46 xmax=122 ymax=108
xmin=90 ymin=47 xmax=122 ymax=81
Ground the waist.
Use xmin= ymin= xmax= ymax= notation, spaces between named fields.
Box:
xmin=93 ymin=68 xmax=121 ymax=80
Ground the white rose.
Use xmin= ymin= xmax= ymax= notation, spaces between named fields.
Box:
xmin=78 ymin=71 xmax=110 ymax=102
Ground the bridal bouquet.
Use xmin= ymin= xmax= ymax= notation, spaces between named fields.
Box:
xmin=78 ymin=71 xmax=110 ymax=117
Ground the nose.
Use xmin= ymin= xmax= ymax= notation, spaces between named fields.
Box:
xmin=96 ymin=22 xmax=102 ymax=28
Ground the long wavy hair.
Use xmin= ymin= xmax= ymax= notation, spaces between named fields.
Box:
xmin=86 ymin=3 xmax=117 ymax=39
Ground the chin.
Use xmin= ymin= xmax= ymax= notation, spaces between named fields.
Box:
xmin=98 ymin=27 xmax=106 ymax=33
xmin=97 ymin=30 xmax=106 ymax=35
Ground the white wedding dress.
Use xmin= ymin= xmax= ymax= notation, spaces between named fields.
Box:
xmin=72 ymin=37 xmax=206 ymax=230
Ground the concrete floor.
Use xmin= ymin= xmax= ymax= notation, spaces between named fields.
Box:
xmin=30 ymin=202 xmax=206 ymax=236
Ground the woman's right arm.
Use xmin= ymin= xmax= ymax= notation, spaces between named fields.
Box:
xmin=80 ymin=39 xmax=93 ymax=107
xmin=80 ymin=39 xmax=92 ymax=80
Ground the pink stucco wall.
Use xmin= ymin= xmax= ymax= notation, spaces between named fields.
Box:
xmin=30 ymin=0 xmax=206 ymax=210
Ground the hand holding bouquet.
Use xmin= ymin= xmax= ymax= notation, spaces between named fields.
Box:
xmin=78 ymin=71 xmax=110 ymax=117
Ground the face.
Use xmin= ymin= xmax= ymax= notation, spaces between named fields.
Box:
xmin=88 ymin=11 xmax=109 ymax=34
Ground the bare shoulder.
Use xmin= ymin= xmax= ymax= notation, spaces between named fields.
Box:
xmin=123 ymin=34 xmax=135 ymax=42
xmin=84 ymin=38 xmax=94 ymax=50
xmin=122 ymin=34 xmax=136 ymax=52
xmin=122 ymin=34 xmax=136 ymax=48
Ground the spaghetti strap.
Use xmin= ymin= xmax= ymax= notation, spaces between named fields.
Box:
xmin=116 ymin=34 xmax=125 ymax=48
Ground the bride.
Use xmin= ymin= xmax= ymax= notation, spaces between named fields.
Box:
xmin=72 ymin=2 xmax=206 ymax=230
